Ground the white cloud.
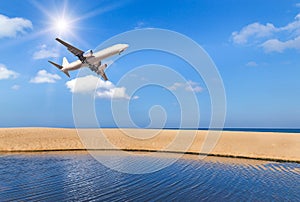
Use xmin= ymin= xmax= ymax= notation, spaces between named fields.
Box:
xmin=30 ymin=70 xmax=61 ymax=83
xmin=96 ymin=86 xmax=137 ymax=99
xmin=134 ymin=21 xmax=146 ymax=29
xmin=168 ymin=80 xmax=203 ymax=93
xmin=232 ymin=13 xmax=300 ymax=53
xmin=33 ymin=45 xmax=59 ymax=60
xmin=279 ymin=14 xmax=300 ymax=35
xmin=11 ymin=85 xmax=20 ymax=90
xmin=0 ymin=14 xmax=32 ymax=38
xmin=0 ymin=64 xmax=19 ymax=80
xmin=168 ymin=82 xmax=184 ymax=91
xmin=296 ymin=3 xmax=300 ymax=7
xmin=246 ymin=61 xmax=258 ymax=67
xmin=65 ymin=75 xmax=138 ymax=100
xmin=232 ymin=22 xmax=276 ymax=44
xmin=261 ymin=36 xmax=300 ymax=52
xmin=185 ymin=81 xmax=203 ymax=93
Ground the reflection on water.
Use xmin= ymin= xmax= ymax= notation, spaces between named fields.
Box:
xmin=0 ymin=152 xmax=299 ymax=201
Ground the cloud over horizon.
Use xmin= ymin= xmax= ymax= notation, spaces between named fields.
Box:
xmin=0 ymin=14 xmax=32 ymax=38
xmin=168 ymin=80 xmax=203 ymax=93
xmin=0 ymin=64 xmax=19 ymax=80
xmin=232 ymin=13 xmax=300 ymax=52
xmin=30 ymin=70 xmax=61 ymax=83
xmin=65 ymin=75 xmax=138 ymax=100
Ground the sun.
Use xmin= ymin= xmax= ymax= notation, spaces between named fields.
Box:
xmin=30 ymin=0 xmax=80 ymax=39
xmin=32 ymin=0 xmax=124 ymax=41
xmin=49 ymin=10 xmax=76 ymax=38
xmin=32 ymin=0 xmax=118 ymax=41
xmin=53 ymin=17 xmax=71 ymax=35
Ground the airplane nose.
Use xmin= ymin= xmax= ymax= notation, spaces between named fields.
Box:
xmin=122 ymin=44 xmax=129 ymax=50
xmin=118 ymin=44 xmax=129 ymax=55
xmin=119 ymin=44 xmax=129 ymax=54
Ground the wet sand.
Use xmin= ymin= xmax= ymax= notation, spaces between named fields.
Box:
xmin=0 ymin=128 xmax=299 ymax=162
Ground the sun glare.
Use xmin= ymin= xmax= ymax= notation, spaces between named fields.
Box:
xmin=46 ymin=3 xmax=76 ymax=38
xmin=32 ymin=0 xmax=116 ymax=42
xmin=54 ymin=18 xmax=70 ymax=35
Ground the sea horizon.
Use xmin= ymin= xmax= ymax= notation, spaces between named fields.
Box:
xmin=2 ymin=127 xmax=300 ymax=133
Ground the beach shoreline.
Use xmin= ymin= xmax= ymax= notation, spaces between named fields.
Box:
xmin=0 ymin=128 xmax=299 ymax=163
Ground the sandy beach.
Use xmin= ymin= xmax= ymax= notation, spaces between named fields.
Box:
xmin=0 ymin=128 xmax=299 ymax=162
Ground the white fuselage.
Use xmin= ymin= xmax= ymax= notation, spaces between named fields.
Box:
xmin=61 ymin=44 xmax=129 ymax=72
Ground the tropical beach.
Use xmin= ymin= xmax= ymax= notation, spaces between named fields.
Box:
xmin=1 ymin=0 xmax=300 ymax=201
xmin=1 ymin=128 xmax=299 ymax=162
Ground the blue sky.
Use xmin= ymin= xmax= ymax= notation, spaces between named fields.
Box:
xmin=0 ymin=0 xmax=300 ymax=128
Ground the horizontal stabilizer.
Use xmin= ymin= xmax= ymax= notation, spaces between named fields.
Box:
xmin=63 ymin=70 xmax=70 ymax=78
xmin=48 ymin=60 xmax=70 ymax=77
xmin=48 ymin=60 xmax=62 ymax=69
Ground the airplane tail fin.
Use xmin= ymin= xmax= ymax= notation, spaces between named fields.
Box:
xmin=48 ymin=60 xmax=70 ymax=77
xmin=62 ymin=57 xmax=69 ymax=67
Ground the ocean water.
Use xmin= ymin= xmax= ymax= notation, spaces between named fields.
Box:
xmin=0 ymin=152 xmax=299 ymax=201
xmin=211 ymin=128 xmax=300 ymax=133
xmin=168 ymin=128 xmax=300 ymax=133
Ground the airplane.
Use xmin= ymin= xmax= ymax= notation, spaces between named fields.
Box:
xmin=48 ymin=38 xmax=129 ymax=81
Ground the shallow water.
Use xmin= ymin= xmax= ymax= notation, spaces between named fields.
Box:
xmin=0 ymin=152 xmax=299 ymax=201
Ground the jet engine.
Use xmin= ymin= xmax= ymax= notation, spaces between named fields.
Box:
xmin=83 ymin=50 xmax=93 ymax=58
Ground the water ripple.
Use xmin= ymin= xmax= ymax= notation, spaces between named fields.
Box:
xmin=0 ymin=152 xmax=299 ymax=201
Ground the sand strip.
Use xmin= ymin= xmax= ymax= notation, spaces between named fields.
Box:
xmin=0 ymin=128 xmax=299 ymax=162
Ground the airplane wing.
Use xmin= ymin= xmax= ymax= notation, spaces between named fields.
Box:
xmin=88 ymin=63 xmax=108 ymax=81
xmin=100 ymin=71 xmax=108 ymax=81
xmin=56 ymin=38 xmax=85 ymax=62
xmin=98 ymin=64 xmax=108 ymax=81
